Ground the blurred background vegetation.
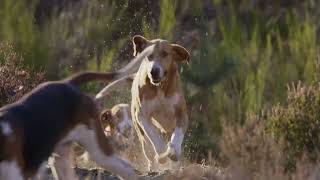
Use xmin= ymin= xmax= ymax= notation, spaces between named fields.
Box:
xmin=1 ymin=0 xmax=320 ymax=177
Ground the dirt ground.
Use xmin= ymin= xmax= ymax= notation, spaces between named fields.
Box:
xmin=43 ymin=143 xmax=221 ymax=180
xmin=43 ymin=164 xmax=221 ymax=180
xmin=45 ymin=129 xmax=221 ymax=180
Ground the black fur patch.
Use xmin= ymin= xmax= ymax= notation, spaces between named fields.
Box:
xmin=0 ymin=82 xmax=85 ymax=175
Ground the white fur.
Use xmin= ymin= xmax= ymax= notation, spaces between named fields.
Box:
xmin=146 ymin=61 xmax=164 ymax=86
xmin=168 ymin=127 xmax=184 ymax=159
xmin=52 ymin=145 xmax=77 ymax=180
xmin=168 ymin=93 xmax=180 ymax=106
xmin=34 ymin=161 xmax=49 ymax=180
xmin=55 ymin=124 xmax=136 ymax=180
xmin=0 ymin=122 xmax=13 ymax=136
xmin=0 ymin=161 xmax=23 ymax=180
xmin=48 ymin=156 xmax=59 ymax=180
xmin=118 ymin=109 xmax=132 ymax=135
xmin=140 ymin=92 xmax=178 ymax=115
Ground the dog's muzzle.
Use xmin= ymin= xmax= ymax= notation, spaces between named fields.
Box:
xmin=150 ymin=67 xmax=161 ymax=83
xmin=149 ymin=66 xmax=167 ymax=86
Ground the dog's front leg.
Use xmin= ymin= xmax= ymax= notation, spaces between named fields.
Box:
xmin=159 ymin=106 xmax=188 ymax=163
xmin=138 ymin=116 xmax=167 ymax=161
xmin=167 ymin=127 xmax=184 ymax=161
xmin=156 ymin=127 xmax=185 ymax=163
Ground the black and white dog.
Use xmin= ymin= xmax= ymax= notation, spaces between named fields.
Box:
xmin=0 ymin=45 xmax=155 ymax=180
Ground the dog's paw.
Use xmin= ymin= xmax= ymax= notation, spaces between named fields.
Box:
xmin=168 ymin=153 xmax=178 ymax=161
xmin=134 ymin=168 xmax=143 ymax=176
xmin=155 ymin=153 xmax=167 ymax=164
xmin=167 ymin=143 xmax=181 ymax=162
xmin=155 ymin=144 xmax=177 ymax=164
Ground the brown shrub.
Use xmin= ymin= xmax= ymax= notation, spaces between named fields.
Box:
xmin=0 ymin=43 xmax=45 ymax=106
xmin=219 ymin=114 xmax=286 ymax=180
xmin=217 ymin=81 xmax=320 ymax=179
xmin=217 ymin=113 xmax=320 ymax=180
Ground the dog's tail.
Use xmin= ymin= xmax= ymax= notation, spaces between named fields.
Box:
xmin=66 ymin=72 xmax=118 ymax=86
xmin=95 ymin=73 xmax=135 ymax=99
xmin=66 ymin=44 xmax=154 ymax=87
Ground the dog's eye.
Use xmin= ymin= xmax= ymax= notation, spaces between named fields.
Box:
xmin=148 ymin=54 xmax=154 ymax=60
xmin=161 ymin=51 xmax=168 ymax=57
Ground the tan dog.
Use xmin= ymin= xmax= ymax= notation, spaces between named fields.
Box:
xmin=100 ymin=103 xmax=152 ymax=172
xmin=97 ymin=35 xmax=190 ymax=171
xmin=101 ymin=104 xmax=133 ymax=149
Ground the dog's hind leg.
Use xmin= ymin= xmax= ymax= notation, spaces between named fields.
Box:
xmin=74 ymin=124 xmax=137 ymax=180
xmin=96 ymin=73 xmax=135 ymax=99
xmin=32 ymin=161 xmax=49 ymax=180
xmin=51 ymin=144 xmax=77 ymax=180
xmin=0 ymin=161 xmax=23 ymax=180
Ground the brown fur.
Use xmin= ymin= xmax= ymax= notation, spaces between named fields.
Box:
xmin=131 ymin=35 xmax=189 ymax=133
xmin=96 ymin=36 xmax=190 ymax=171
xmin=131 ymin=35 xmax=190 ymax=169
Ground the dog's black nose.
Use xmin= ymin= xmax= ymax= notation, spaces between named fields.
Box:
xmin=151 ymin=67 xmax=160 ymax=80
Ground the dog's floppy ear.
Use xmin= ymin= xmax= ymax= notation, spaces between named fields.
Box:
xmin=132 ymin=35 xmax=149 ymax=56
xmin=100 ymin=109 xmax=115 ymax=128
xmin=172 ymin=44 xmax=190 ymax=63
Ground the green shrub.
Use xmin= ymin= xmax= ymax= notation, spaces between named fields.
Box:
xmin=158 ymin=0 xmax=176 ymax=40
xmin=268 ymin=82 xmax=320 ymax=170
xmin=182 ymin=0 xmax=319 ymax=162
xmin=0 ymin=0 xmax=130 ymax=79
xmin=219 ymin=82 xmax=320 ymax=178
xmin=0 ymin=0 xmax=58 ymax=73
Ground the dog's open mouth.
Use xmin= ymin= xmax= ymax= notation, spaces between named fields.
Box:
xmin=152 ymin=79 xmax=161 ymax=84
xmin=150 ymin=73 xmax=167 ymax=86
xmin=150 ymin=78 xmax=162 ymax=86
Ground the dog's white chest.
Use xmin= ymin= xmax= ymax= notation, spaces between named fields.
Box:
xmin=0 ymin=161 xmax=23 ymax=180
xmin=142 ymin=92 xmax=179 ymax=111
xmin=0 ymin=122 xmax=13 ymax=137
xmin=141 ymin=92 xmax=180 ymax=132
